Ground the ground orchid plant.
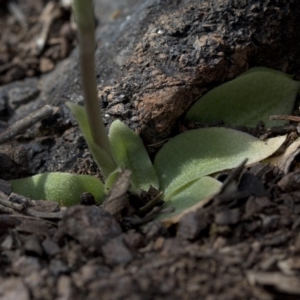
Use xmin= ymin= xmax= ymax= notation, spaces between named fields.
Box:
xmin=11 ymin=0 xmax=300 ymax=220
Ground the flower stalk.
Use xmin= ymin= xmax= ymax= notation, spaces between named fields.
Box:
xmin=72 ymin=0 xmax=116 ymax=166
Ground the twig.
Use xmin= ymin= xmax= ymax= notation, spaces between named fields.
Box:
xmin=270 ymin=115 xmax=300 ymax=122
xmin=0 ymin=105 xmax=56 ymax=144
xmin=0 ymin=190 xmax=62 ymax=221
xmin=214 ymin=190 xmax=251 ymax=204
xmin=36 ymin=2 xmax=61 ymax=54
xmin=7 ymin=2 xmax=27 ymax=28
xmin=123 ymin=206 xmax=164 ymax=225
xmin=72 ymin=0 xmax=116 ymax=165
xmin=219 ymin=158 xmax=248 ymax=195
xmin=25 ymin=208 xmax=63 ymax=220
xmin=10 ymin=214 xmax=59 ymax=227
xmin=0 ymin=204 xmax=16 ymax=214
xmin=0 ymin=191 xmax=25 ymax=211
xmin=138 ymin=191 xmax=163 ymax=215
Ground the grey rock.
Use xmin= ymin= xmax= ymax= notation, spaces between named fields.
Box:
xmin=59 ymin=206 xmax=122 ymax=250
xmin=177 ymin=210 xmax=208 ymax=240
xmin=0 ymin=278 xmax=30 ymax=300
xmin=102 ymin=235 xmax=133 ymax=266
xmin=215 ymin=208 xmax=240 ymax=225
xmin=42 ymin=239 xmax=61 ymax=257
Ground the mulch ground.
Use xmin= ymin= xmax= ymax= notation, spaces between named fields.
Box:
xmin=1 ymin=1 xmax=300 ymax=300
xmin=1 ymin=163 xmax=300 ymax=300
xmin=0 ymin=0 xmax=74 ymax=85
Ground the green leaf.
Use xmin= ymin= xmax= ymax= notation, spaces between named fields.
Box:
xmin=154 ymin=127 xmax=286 ymax=199
xmin=104 ymin=168 xmax=122 ymax=193
xmin=109 ymin=120 xmax=159 ymax=191
xmin=67 ymin=102 xmax=117 ymax=177
xmin=158 ymin=176 xmax=221 ymax=220
xmin=237 ymin=67 xmax=293 ymax=80
xmin=10 ymin=172 xmax=105 ymax=206
xmin=186 ymin=67 xmax=300 ymax=127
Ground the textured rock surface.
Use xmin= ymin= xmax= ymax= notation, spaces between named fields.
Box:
xmin=39 ymin=0 xmax=300 ymax=144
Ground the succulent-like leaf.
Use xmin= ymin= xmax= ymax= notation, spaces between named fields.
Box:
xmin=67 ymin=102 xmax=117 ymax=177
xmin=154 ymin=127 xmax=286 ymax=199
xmin=158 ymin=176 xmax=221 ymax=220
xmin=186 ymin=67 xmax=300 ymax=127
xmin=104 ymin=168 xmax=122 ymax=193
xmin=11 ymin=172 xmax=105 ymax=206
xmin=109 ymin=120 xmax=159 ymax=191
xmin=237 ymin=67 xmax=293 ymax=79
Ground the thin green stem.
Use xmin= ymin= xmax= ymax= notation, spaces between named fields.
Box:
xmin=73 ymin=0 xmax=116 ymax=167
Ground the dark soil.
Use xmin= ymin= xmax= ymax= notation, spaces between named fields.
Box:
xmin=1 ymin=0 xmax=300 ymax=299
xmin=2 ymin=163 xmax=300 ymax=300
